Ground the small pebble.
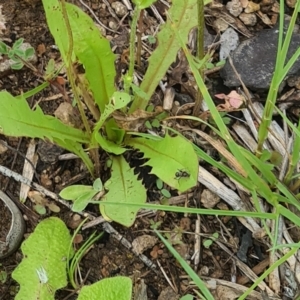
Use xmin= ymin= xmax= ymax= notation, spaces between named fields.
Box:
xmin=226 ymin=0 xmax=243 ymax=17
xmin=111 ymin=2 xmax=128 ymax=17
xmin=200 ymin=189 xmax=220 ymax=208
xmin=108 ymin=20 xmax=118 ymax=30
xmin=244 ymin=1 xmax=260 ymax=13
xmin=213 ymin=18 xmax=229 ymax=33
xmin=239 ymin=12 xmax=257 ymax=26
xmin=132 ymin=235 xmax=157 ymax=255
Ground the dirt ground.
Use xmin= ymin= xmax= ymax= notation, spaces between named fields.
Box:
xmin=0 ymin=1 xmax=198 ymax=299
xmin=0 ymin=0 xmax=296 ymax=300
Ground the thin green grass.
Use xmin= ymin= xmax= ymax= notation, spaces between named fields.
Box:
xmin=144 ymin=0 xmax=300 ymax=298
xmin=257 ymin=0 xmax=300 ymax=154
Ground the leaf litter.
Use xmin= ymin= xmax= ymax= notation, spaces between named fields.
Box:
xmin=0 ymin=1 xmax=300 ymax=299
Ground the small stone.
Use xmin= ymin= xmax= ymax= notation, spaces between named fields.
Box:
xmin=198 ymin=266 xmax=209 ymax=276
xmin=244 ymin=1 xmax=260 ymax=13
xmin=240 ymin=0 xmax=249 ymax=8
xmin=226 ymin=0 xmax=243 ymax=17
xmin=37 ymin=140 xmax=64 ymax=164
xmin=108 ymin=20 xmax=118 ymax=30
xmin=67 ymin=214 xmax=82 ymax=229
xmin=40 ymin=172 xmax=53 ymax=189
xmin=239 ymin=12 xmax=257 ymax=26
xmin=220 ymin=20 xmax=300 ymax=90
xmin=287 ymin=76 xmax=300 ymax=89
xmin=0 ymin=141 xmax=7 ymax=154
xmin=180 ymin=217 xmax=191 ymax=230
xmin=213 ymin=18 xmax=229 ymax=33
xmin=0 ymin=5 xmax=6 ymax=34
xmin=286 ymin=0 xmax=297 ymax=7
xmin=174 ymin=243 xmax=190 ymax=260
xmin=132 ymin=235 xmax=157 ymax=255
xmin=219 ymin=28 xmax=239 ymax=61
xmin=54 ymin=176 xmax=61 ymax=184
xmin=54 ymin=102 xmax=79 ymax=127
xmin=158 ymin=286 xmax=179 ymax=300
xmin=111 ymin=2 xmax=128 ymax=17
xmin=271 ymin=2 xmax=280 ymax=13
xmin=260 ymin=0 xmax=274 ymax=5
xmin=201 ymin=189 xmax=220 ymax=208
xmin=73 ymin=234 xmax=83 ymax=244
xmin=257 ymin=11 xmax=273 ymax=26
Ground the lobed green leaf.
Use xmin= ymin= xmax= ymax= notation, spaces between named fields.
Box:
xmin=42 ymin=0 xmax=116 ymax=113
xmin=59 ymin=185 xmax=94 ymax=201
xmin=78 ymin=277 xmax=132 ymax=300
xmin=0 ymin=91 xmax=94 ymax=173
xmin=127 ymin=134 xmax=198 ymax=192
xmin=12 ymin=218 xmax=73 ymax=300
xmin=100 ymin=156 xmax=147 ymax=227
xmin=130 ymin=0 xmax=198 ymax=111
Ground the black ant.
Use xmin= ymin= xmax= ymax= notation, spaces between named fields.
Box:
xmin=175 ymin=169 xmax=190 ymax=180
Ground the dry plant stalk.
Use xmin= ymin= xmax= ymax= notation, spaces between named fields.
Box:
xmin=0 ymin=5 xmax=6 ymax=34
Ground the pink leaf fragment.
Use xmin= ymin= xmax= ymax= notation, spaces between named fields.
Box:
xmin=227 ymin=90 xmax=244 ymax=108
xmin=215 ymin=90 xmax=244 ymax=110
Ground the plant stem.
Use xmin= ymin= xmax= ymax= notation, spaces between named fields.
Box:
xmin=125 ymin=7 xmax=141 ymax=94
xmin=256 ymin=0 xmax=300 ymax=155
xmin=60 ymin=0 xmax=91 ymax=135
xmin=136 ymin=10 xmax=144 ymax=69
xmin=193 ymin=0 xmax=205 ymax=117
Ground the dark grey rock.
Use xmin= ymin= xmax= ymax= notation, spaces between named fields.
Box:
xmin=237 ymin=228 xmax=252 ymax=263
xmin=220 ymin=23 xmax=300 ymax=90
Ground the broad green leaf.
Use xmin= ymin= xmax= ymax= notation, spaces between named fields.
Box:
xmin=127 ymin=134 xmax=198 ymax=192
xmin=72 ymin=190 xmax=97 ymax=212
xmin=130 ymin=0 xmax=199 ymax=111
xmin=0 ymin=92 xmax=93 ymax=174
xmin=151 ymin=119 xmax=160 ymax=128
xmin=11 ymin=62 xmax=24 ymax=70
xmin=93 ymin=178 xmax=103 ymax=191
xmin=180 ymin=295 xmax=195 ymax=300
xmin=0 ymin=92 xmax=88 ymax=143
xmin=8 ymin=51 xmax=15 ymax=59
xmin=101 ymin=156 xmax=146 ymax=227
xmin=42 ymin=0 xmax=116 ymax=113
xmin=59 ymin=185 xmax=94 ymax=200
xmin=216 ymin=60 xmax=226 ymax=67
xmin=12 ymin=217 xmax=73 ymax=300
xmin=133 ymin=0 xmax=157 ymax=9
xmin=147 ymin=35 xmax=156 ymax=44
xmin=60 ymin=184 xmax=100 ymax=212
xmin=130 ymin=82 xmax=150 ymax=101
xmin=78 ymin=277 xmax=132 ymax=300
xmin=25 ymin=47 xmax=35 ymax=58
xmin=92 ymin=92 xmax=130 ymax=154
xmin=34 ymin=204 xmax=47 ymax=215
xmin=203 ymin=239 xmax=213 ymax=248
xmin=105 ymin=119 xmax=125 ymax=145
xmin=14 ymin=49 xmax=25 ymax=57
xmin=156 ymin=178 xmax=163 ymax=189
xmin=13 ymin=38 xmax=24 ymax=49
xmin=94 ymin=132 xmax=126 ymax=155
xmin=145 ymin=120 xmax=152 ymax=129
xmin=0 ymin=41 xmax=8 ymax=54
xmin=94 ymin=92 xmax=132 ymax=132
xmin=161 ymin=189 xmax=171 ymax=198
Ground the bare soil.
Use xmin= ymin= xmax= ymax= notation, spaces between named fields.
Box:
xmin=0 ymin=1 xmax=294 ymax=300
